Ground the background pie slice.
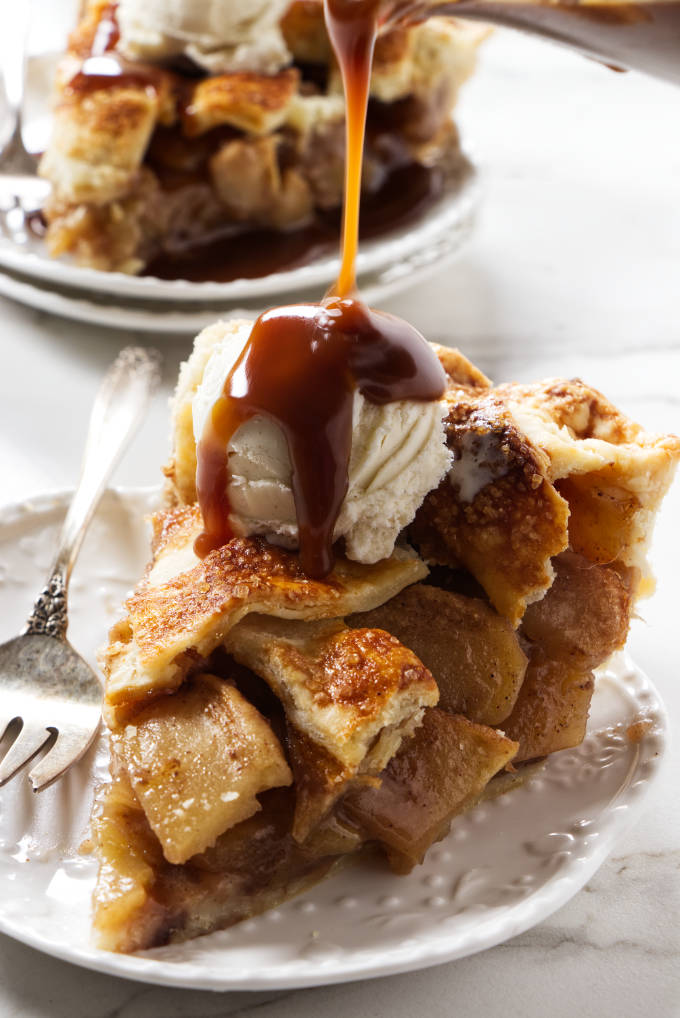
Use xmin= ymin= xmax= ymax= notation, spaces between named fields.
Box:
xmin=39 ymin=0 xmax=489 ymax=274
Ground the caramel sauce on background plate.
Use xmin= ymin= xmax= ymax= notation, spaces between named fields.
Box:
xmin=143 ymin=161 xmax=445 ymax=284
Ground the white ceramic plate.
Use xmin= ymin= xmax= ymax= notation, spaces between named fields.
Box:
xmin=0 ymin=203 xmax=475 ymax=334
xmin=0 ymin=488 xmax=668 ymax=990
xmin=0 ymin=52 xmax=479 ymax=330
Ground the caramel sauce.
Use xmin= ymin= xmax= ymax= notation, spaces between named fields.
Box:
xmin=65 ymin=2 xmax=163 ymax=96
xmin=195 ymin=300 xmax=445 ymax=575
xmin=144 ymin=161 xmax=444 ymax=283
xmin=66 ymin=54 xmax=164 ymax=95
xmin=91 ymin=1 xmax=121 ymax=53
xmin=325 ymin=0 xmax=382 ymax=297
xmin=176 ymin=0 xmax=680 ymax=572
xmin=194 ymin=0 xmax=446 ymax=576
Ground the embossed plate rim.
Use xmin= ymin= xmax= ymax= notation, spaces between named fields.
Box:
xmin=0 ymin=488 xmax=669 ymax=990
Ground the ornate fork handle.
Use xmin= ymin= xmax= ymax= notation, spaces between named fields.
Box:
xmin=25 ymin=575 xmax=68 ymax=639
xmin=24 ymin=347 xmax=162 ymax=640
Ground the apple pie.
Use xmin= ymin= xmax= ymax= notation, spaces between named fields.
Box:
xmin=38 ymin=0 xmax=488 ymax=277
xmin=91 ymin=327 xmax=679 ymax=952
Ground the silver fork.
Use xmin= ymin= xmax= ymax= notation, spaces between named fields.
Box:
xmin=0 ymin=346 xmax=162 ymax=792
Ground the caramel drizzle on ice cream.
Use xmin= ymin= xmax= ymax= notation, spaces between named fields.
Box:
xmin=194 ymin=0 xmax=446 ymax=577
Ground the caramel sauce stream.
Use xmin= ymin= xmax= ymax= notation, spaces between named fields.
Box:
xmin=326 ymin=0 xmax=381 ymax=298
xmin=194 ymin=0 xmax=446 ymax=577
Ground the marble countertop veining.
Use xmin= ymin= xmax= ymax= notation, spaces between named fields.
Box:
xmin=0 ymin=26 xmax=679 ymax=1018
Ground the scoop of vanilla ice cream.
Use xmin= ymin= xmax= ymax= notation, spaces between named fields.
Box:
xmin=191 ymin=321 xmax=451 ymax=564
xmin=117 ymin=0 xmax=292 ymax=74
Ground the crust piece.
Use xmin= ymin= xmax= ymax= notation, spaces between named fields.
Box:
xmin=224 ymin=615 xmax=438 ymax=838
xmin=102 ymin=503 xmax=427 ymax=711
xmin=412 ymin=374 xmax=680 ymax=625
xmin=111 ymin=673 xmax=292 ymax=864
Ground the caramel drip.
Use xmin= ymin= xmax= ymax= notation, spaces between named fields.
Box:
xmin=195 ymin=0 xmax=446 ymax=576
xmin=324 ymin=0 xmax=382 ymax=298
xmin=91 ymin=2 xmax=121 ymax=53
xmin=66 ymin=2 xmax=162 ymax=95
xmin=195 ymin=299 xmax=445 ymax=576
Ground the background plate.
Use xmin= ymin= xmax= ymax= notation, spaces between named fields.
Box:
xmin=0 ymin=193 xmax=477 ymax=334
xmin=0 ymin=488 xmax=668 ymax=990
xmin=0 ymin=52 xmax=479 ymax=322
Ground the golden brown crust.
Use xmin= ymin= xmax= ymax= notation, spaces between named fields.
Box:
xmin=225 ymin=617 xmax=436 ymax=741
xmin=349 ymin=583 xmax=527 ymax=726
xmin=102 ymin=504 xmax=428 ymax=710
xmin=67 ymin=0 xmax=117 ymax=59
xmin=41 ymin=86 xmax=162 ymax=207
xmin=411 ymin=390 xmax=570 ymax=625
xmin=280 ymin=0 xmax=333 ymax=64
xmin=182 ymin=69 xmax=300 ymax=137
xmin=496 ymin=378 xmax=643 ymax=446
xmin=496 ymin=378 xmax=680 ymax=581
xmin=306 ymin=625 xmax=433 ymax=713
xmin=430 ymin=343 xmax=491 ymax=390
xmin=411 ymin=372 xmax=680 ymax=625
xmin=223 ymin=615 xmax=438 ymax=839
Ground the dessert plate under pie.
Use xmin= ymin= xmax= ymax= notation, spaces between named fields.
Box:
xmin=0 ymin=488 xmax=668 ymax=990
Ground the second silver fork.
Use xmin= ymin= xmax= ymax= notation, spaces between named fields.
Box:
xmin=1 ymin=2 xmax=35 ymax=176
xmin=0 ymin=4 xmax=50 ymax=242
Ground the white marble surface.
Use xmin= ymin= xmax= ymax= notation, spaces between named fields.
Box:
xmin=0 ymin=25 xmax=679 ymax=1018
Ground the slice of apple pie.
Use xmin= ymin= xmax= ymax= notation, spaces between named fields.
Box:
xmin=38 ymin=0 xmax=487 ymax=276
xmin=91 ymin=321 xmax=679 ymax=953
